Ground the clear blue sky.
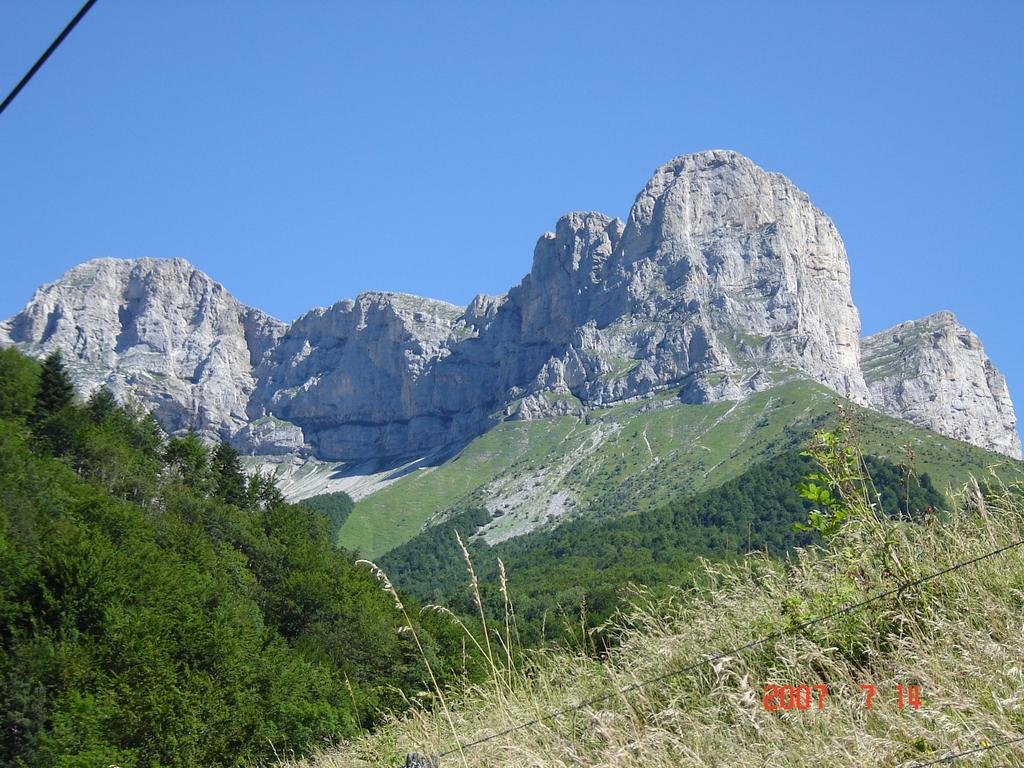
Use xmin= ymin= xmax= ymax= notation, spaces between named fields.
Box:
xmin=1 ymin=2 xmax=1022 ymax=412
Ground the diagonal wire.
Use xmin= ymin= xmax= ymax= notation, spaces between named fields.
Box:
xmin=420 ymin=534 xmax=1024 ymax=760
xmin=0 ymin=0 xmax=100 ymax=118
xmin=906 ymin=734 xmax=1024 ymax=766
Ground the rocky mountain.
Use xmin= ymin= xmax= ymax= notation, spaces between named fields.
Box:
xmin=0 ymin=258 xmax=285 ymax=441
xmin=2 ymin=150 xmax=1019 ymax=463
xmin=862 ymin=311 xmax=1021 ymax=458
xmin=250 ymin=150 xmax=871 ymax=458
xmin=249 ymin=291 xmax=475 ymax=459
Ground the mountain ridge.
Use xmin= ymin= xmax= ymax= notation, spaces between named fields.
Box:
xmin=1 ymin=150 xmax=1019 ymax=461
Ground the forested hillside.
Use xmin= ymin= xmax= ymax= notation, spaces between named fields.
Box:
xmin=0 ymin=348 xmax=475 ymax=768
xmin=300 ymin=491 xmax=356 ymax=541
xmin=381 ymin=450 xmax=945 ymax=645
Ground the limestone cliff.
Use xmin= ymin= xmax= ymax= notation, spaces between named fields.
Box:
xmin=249 ymin=291 xmax=476 ymax=458
xmin=0 ymin=257 xmax=285 ymax=440
xmin=498 ymin=150 xmax=869 ymax=408
xmin=863 ymin=312 xmax=1021 ymax=459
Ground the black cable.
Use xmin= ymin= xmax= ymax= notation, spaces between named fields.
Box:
xmin=906 ymin=734 xmax=1024 ymax=766
xmin=422 ymin=534 xmax=1024 ymax=759
xmin=0 ymin=0 xmax=100 ymax=118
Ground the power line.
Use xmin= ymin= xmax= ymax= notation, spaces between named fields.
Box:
xmin=417 ymin=534 xmax=1024 ymax=760
xmin=907 ymin=734 xmax=1024 ymax=766
xmin=0 ymin=0 xmax=100 ymax=118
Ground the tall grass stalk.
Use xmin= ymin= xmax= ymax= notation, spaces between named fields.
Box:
xmin=355 ymin=559 xmax=469 ymax=768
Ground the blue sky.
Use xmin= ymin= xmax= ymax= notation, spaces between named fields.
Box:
xmin=1 ymin=1 xmax=1022 ymax=411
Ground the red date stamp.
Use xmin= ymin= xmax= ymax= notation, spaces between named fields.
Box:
xmin=762 ymin=684 xmax=922 ymax=711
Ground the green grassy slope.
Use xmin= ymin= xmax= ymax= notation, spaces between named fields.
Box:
xmin=335 ymin=378 xmax=1020 ymax=558
xmin=336 ymin=418 xmax=579 ymax=556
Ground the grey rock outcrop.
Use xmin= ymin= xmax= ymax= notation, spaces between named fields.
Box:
xmin=248 ymin=151 xmax=871 ymax=458
xmin=508 ymin=392 xmax=587 ymax=421
xmin=248 ymin=291 xmax=482 ymax=458
xmin=231 ymin=416 xmax=307 ymax=456
xmin=862 ymin=312 xmax=1021 ymax=459
xmin=0 ymin=257 xmax=285 ymax=440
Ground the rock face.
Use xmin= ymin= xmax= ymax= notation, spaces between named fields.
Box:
xmin=501 ymin=151 xmax=870 ymax=408
xmin=863 ymin=312 xmax=1021 ymax=459
xmin=249 ymin=291 xmax=480 ymax=459
xmin=230 ymin=416 xmax=307 ymax=456
xmin=0 ymin=258 xmax=285 ymax=440
xmin=2 ymin=151 xmax=1018 ymax=461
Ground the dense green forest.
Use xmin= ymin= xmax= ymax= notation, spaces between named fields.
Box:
xmin=299 ymin=491 xmax=355 ymax=542
xmin=381 ymin=450 xmax=943 ymax=646
xmin=0 ymin=348 xmax=478 ymax=768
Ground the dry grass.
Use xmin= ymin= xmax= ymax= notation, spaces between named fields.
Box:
xmin=271 ymin=472 xmax=1024 ymax=768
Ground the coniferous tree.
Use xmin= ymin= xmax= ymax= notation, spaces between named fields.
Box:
xmin=30 ymin=351 xmax=78 ymax=453
xmin=85 ymin=388 xmax=117 ymax=423
xmin=32 ymin=351 xmax=74 ymax=422
xmin=211 ymin=441 xmax=247 ymax=506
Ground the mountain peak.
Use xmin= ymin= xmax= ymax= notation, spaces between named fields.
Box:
xmin=1 ymin=256 xmax=285 ymax=440
xmin=67 ymin=255 xmax=207 ymax=278
xmin=863 ymin=313 xmax=1020 ymax=458
xmin=351 ymin=290 xmax=464 ymax=313
xmin=918 ymin=309 xmax=960 ymax=328
xmin=660 ymin=147 xmax=752 ymax=168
